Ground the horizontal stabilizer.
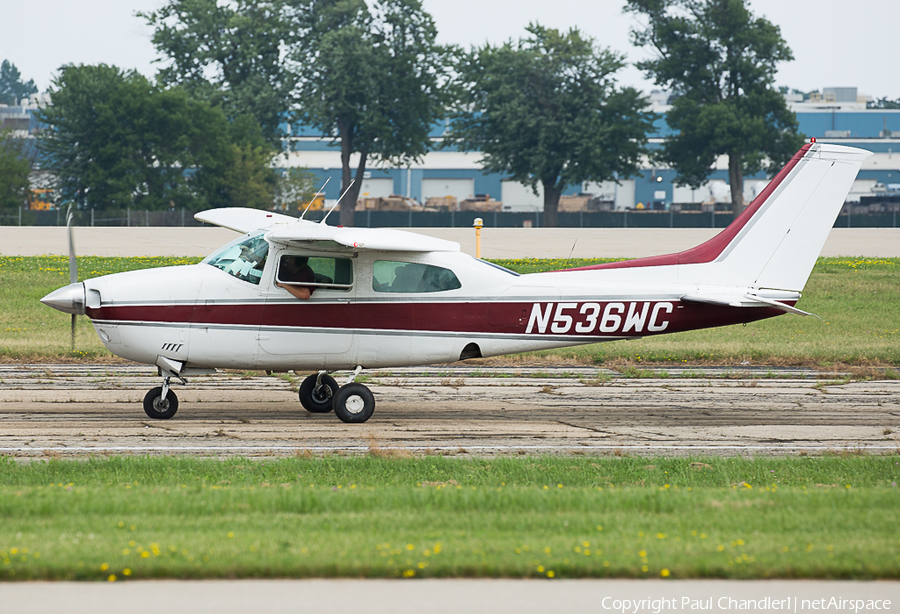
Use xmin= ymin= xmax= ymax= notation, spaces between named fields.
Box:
xmin=681 ymin=293 xmax=817 ymax=317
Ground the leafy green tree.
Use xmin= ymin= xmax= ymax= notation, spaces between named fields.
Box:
xmin=289 ymin=0 xmax=452 ymax=226
xmin=447 ymin=24 xmax=653 ymax=227
xmin=0 ymin=129 xmax=31 ymax=208
xmin=139 ymin=0 xmax=294 ymax=144
xmin=626 ymin=0 xmax=805 ymax=219
xmin=274 ymin=167 xmax=317 ymax=212
xmin=37 ymin=64 xmax=276 ymax=211
xmin=868 ymin=97 xmax=900 ymax=110
xmin=0 ymin=60 xmax=37 ymax=105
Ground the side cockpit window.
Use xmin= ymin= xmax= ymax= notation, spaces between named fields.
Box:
xmin=203 ymin=233 xmax=269 ymax=285
xmin=277 ymin=255 xmax=354 ymax=290
xmin=373 ymin=260 xmax=461 ymax=293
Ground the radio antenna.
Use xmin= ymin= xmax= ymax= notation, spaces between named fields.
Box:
xmin=321 ymin=180 xmax=355 ymax=225
xmin=299 ymin=176 xmax=331 ymax=220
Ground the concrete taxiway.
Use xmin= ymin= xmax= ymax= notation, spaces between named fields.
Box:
xmin=1 ymin=226 xmax=898 ymax=258
xmin=1 ymin=364 xmax=897 ymax=457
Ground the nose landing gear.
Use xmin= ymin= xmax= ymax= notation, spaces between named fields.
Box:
xmin=143 ymin=376 xmax=180 ymax=419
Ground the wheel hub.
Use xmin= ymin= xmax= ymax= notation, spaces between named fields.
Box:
xmin=313 ymin=386 xmax=333 ymax=403
xmin=153 ymin=397 xmax=169 ymax=412
xmin=344 ymin=394 xmax=365 ymax=414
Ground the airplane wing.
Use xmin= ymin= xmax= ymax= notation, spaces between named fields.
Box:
xmin=195 ymin=207 xmax=460 ymax=253
xmin=195 ymin=207 xmax=297 ymax=234
xmin=265 ymin=225 xmax=460 ymax=252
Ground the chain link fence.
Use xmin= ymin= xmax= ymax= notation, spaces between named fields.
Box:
xmin=0 ymin=207 xmax=897 ymax=228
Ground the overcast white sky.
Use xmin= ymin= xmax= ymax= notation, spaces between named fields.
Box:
xmin=2 ymin=0 xmax=898 ymax=99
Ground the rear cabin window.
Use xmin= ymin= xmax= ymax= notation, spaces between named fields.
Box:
xmin=276 ymin=255 xmax=353 ymax=290
xmin=373 ymin=261 xmax=461 ymax=293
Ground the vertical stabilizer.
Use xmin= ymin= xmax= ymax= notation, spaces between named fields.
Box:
xmin=703 ymin=143 xmax=870 ymax=291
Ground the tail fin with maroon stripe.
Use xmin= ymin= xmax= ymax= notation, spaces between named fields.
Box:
xmin=569 ymin=142 xmax=870 ymax=293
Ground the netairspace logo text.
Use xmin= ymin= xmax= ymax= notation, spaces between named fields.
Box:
xmin=600 ymin=596 xmax=892 ymax=614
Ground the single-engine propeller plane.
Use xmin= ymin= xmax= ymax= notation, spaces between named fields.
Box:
xmin=41 ymin=142 xmax=869 ymax=423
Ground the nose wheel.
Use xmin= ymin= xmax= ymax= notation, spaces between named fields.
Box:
xmin=143 ymin=385 xmax=179 ymax=419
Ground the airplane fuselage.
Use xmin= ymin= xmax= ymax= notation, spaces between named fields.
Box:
xmin=80 ymin=243 xmax=786 ymax=373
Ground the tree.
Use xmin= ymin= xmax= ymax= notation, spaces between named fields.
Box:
xmin=289 ymin=0 xmax=451 ymax=226
xmin=0 ymin=129 xmax=31 ymax=208
xmin=0 ymin=60 xmax=37 ymax=105
xmin=37 ymin=64 xmax=276 ymax=211
xmin=139 ymin=0 xmax=293 ymax=144
xmin=274 ymin=167 xmax=317 ymax=212
xmin=626 ymin=0 xmax=805 ymax=220
xmin=868 ymin=97 xmax=900 ymax=110
xmin=447 ymin=24 xmax=654 ymax=227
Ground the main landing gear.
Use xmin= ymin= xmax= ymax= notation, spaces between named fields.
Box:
xmin=298 ymin=367 xmax=375 ymax=423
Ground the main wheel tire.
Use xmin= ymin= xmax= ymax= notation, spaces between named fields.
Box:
xmin=298 ymin=374 xmax=339 ymax=413
xmin=333 ymin=383 xmax=375 ymax=424
xmin=143 ymin=387 xmax=178 ymax=419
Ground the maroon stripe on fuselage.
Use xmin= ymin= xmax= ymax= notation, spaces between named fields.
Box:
xmin=86 ymin=300 xmax=786 ymax=337
xmin=560 ymin=143 xmax=813 ymax=273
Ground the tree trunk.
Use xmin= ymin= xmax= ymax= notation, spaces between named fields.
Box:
xmin=338 ymin=125 xmax=356 ymax=227
xmin=728 ymin=152 xmax=745 ymax=223
xmin=541 ymin=182 xmax=563 ymax=228
xmin=339 ymin=148 xmax=368 ymax=227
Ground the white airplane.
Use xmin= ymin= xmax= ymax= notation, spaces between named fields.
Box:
xmin=41 ymin=141 xmax=869 ymax=423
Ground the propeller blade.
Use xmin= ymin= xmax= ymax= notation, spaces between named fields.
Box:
xmin=66 ymin=203 xmax=77 ymax=351
xmin=67 ymin=203 xmax=77 ymax=284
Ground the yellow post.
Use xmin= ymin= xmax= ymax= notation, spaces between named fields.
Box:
xmin=473 ymin=217 xmax=483 ymax=259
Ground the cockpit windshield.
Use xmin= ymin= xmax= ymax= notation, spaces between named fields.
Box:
xmin=203 ymin=232 xmax=269 ymax=285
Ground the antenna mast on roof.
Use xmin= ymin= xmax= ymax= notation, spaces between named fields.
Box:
xmin=321 ymin=180 xmax=355 ymax=225
xmin=299 ymin=176 xmax=331 ymax=220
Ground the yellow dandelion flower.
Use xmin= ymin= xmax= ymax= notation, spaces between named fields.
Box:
xmin=107 ymin=575 xmax=117 ymax=582
xmin=661 ymin=569 xmax=670 ymax=577
xmin=123 ymin=569 xmax=132 ymax=576
xmin=100 ymin=563 xmax=109 ymax=571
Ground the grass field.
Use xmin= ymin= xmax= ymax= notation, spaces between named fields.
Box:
xmin=0 ymin=456 xmax=898 ymax=581
xmin=1 ymin=255 xmax=898 ymax=365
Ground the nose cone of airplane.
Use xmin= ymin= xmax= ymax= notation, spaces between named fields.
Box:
xmin=41 ymin=283 xmax=86 ymax=315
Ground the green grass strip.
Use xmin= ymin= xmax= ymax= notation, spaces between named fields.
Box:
xmin=3 ymin=256 xmax=899 ymax=365
xmin=1 ymin=456 xmax=898 ymax=581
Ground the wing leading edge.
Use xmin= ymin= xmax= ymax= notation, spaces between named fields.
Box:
xmin=195 ymin=207 xmax=460 ymax=253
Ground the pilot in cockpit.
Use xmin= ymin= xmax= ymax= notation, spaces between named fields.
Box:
xmin=276 ymin=255 xmax=316 ymax=300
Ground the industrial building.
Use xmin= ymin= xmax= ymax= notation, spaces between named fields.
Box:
xmin=5 ymin=87 xmax=899 ymax=224
xmin=280 ymin=86 xmax=900 ymax=216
